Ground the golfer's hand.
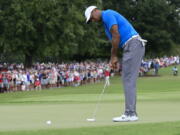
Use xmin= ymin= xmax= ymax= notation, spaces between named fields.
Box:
xmin=110 ymin=56 xmax=118 ymax=70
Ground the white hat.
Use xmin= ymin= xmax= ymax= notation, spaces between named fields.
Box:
xmin=85 ymin=6 xmax=97 ymax=23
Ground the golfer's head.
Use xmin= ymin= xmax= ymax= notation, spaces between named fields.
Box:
xmin=85 ymin=6 xmax=101 ymax=23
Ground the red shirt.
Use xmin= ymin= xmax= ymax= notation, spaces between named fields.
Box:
xmin=66 ymin=72 xmax=69 ymax=79
xmin=7 ymin=74 xmax=12 ymax=82
xmin=0 ymin=74 xmax=2 ymax=83
xmin=35 ymin=80 xmax=41 ymax=86
xmin=105 ymin=71 xmax=110 ymax=77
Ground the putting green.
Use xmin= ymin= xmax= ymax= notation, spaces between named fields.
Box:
xmin=0 ymin=91 xmax=180 ymax=131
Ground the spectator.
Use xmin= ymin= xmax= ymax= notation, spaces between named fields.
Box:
xmin=2 ymin=73 xmax=9 ymax=92
xmin=0 ymin=72 xmax=3 ymax=93
xmin=154 ymin=61 xmax=160 ymax=76
xmin=104 ymin=68 xmax=110 ymax=86
xmin=34 ymin=78 xmax=41 ymax=90
xmin=172 ymin=66 xmax=178 ymax=76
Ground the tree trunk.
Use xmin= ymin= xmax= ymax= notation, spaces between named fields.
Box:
xmin=24 ymin=53 xmax=33 ymax=68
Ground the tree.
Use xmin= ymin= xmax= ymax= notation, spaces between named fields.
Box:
xmin=0 ymin=0 xmax=62 ymax=66
xmin=0 ymin=0 xmax=179 ymax=65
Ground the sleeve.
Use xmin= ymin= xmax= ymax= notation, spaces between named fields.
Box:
xmin=103 ymin=12 xmax=118 ymax=32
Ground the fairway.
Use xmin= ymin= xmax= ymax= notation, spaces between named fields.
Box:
xmin=0 ymin=66 xmax=180 ymax=135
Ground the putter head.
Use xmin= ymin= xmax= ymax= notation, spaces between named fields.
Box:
xmin=86 ymin=118 xmax=96 ymax=122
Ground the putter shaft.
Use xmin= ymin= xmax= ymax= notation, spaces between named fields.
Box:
xmin=91 ymin=82 xmax=108 ymax=119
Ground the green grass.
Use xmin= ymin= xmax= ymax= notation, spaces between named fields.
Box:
xmin=1 ymin=121 xmax=180 ymax=135
xmin=0 ymin=65 xmax=180 ymax=135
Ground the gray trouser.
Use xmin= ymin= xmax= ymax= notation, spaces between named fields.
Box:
xmin=122 ymin=37 xmax=145 ymax=116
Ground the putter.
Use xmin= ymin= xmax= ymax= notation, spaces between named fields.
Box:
xmin=86 ymin=81 xmax=108 ymax=122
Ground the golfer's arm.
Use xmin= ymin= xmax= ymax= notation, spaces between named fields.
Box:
xmin=110 ymin=25 xmax=120 ymax=58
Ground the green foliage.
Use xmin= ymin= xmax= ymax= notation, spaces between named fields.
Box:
xmin=0 ymin=0 xmax=179 ymax=66
xmin=130 ymin=0 xmax=180 ymax=57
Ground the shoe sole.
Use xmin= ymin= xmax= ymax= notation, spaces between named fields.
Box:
xmin=113 ymin=119 xmax=138 ymax=122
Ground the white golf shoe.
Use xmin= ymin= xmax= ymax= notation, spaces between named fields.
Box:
xmin=113 ymin=114 xmax=138 ymax=122
xmin=129 ymin=115 xmax=139 ymax=121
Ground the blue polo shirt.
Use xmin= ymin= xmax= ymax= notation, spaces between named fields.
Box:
xmin=102 ymin=10 xmax=138 ymax=48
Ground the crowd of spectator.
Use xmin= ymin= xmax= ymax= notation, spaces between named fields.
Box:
xmin=139 ymin=56 xmax=180 ymax=76
xmin=0 ymin=62 xmax=112 ymax=93
xmin=0 ymin=56 xmax=179 ymax=93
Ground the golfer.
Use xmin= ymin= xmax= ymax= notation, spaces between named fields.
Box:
xmin=85 ymin=6 xmax=146 ymax=122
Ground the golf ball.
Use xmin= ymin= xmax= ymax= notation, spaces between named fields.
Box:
xmin=46 ymin=120 xmax=52 ymax=125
